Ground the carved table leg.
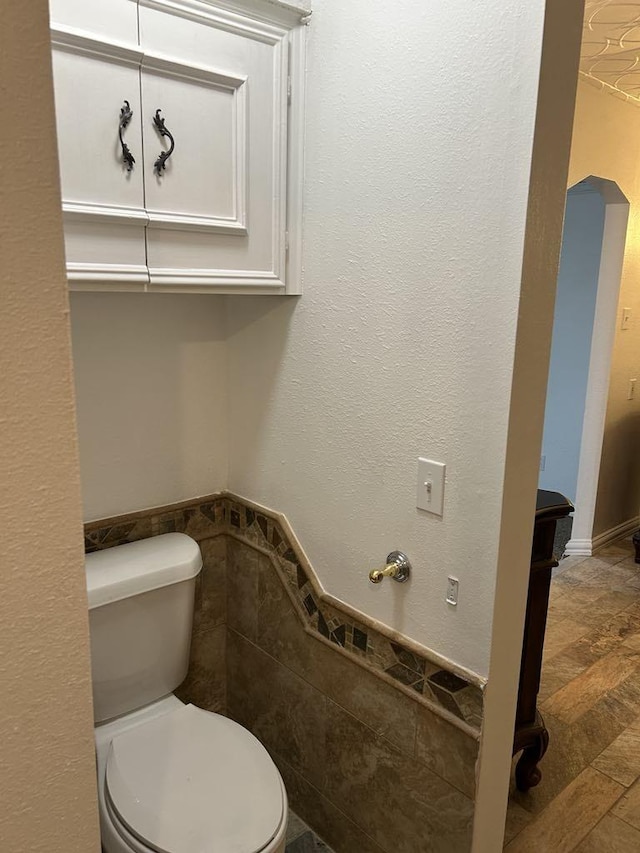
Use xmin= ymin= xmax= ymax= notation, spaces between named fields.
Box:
xmin=515 ymin=728 xmax=549 ymax=791
xmin=633 ymin=530 xmax=640 ymax=564
xmin=513 ymin=711 xmax=549 ymax=792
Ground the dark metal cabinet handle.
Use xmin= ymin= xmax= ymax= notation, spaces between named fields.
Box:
xmin=153 ymin=109 xmax=175 ymax=175
xmin=119 ymin=101 xmax=135 ymax=171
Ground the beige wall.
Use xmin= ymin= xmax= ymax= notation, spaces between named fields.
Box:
xmin=568 ymin=80 xmax=640 ymax=537
xmin=0 ymin=3 xmax=100 ymax=851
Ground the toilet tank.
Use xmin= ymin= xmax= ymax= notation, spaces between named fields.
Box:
xmin=86 ymin=533 xmax=203 ymax=724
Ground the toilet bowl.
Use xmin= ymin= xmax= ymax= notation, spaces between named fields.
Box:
xmin=95 ymin=697 xmax=287 ymax=853
xmin=86 ymin=534 xmax=287 ymax=853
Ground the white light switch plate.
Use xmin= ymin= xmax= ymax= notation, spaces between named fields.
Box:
xmin=417 ymin=457 xmax=446 ymax=516
xmin=446 ymin=576 xmax=459 ymax=606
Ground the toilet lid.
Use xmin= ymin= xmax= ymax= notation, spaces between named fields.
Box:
xmin=105 ymin=704 xmax=284 ymax=853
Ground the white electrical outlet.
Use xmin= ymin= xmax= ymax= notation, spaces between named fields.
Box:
xmin=540 ymin=455 xmax=546 ymax=472
xmin=416 ymin=457 xmax=446 ymax=516
xmin=446 ymin=577 xmax=459 ymax=606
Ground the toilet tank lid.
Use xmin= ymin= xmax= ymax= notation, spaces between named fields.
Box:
xmin=85 ymin=533 xmax=202 ymax=609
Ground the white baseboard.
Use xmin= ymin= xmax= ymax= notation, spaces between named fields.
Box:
xmin=564 ymin=538 xmax=593 ymax=557
xmin=591 ymin=515 xmax=640 ymax=553
xmin=593 ymin=515 xmax=640 ymax=551
xmin=566 ymin=516 xmax=639 ymax=557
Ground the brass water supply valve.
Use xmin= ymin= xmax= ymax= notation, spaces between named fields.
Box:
xmin=369 ymin=551 xmax=411 ymax=584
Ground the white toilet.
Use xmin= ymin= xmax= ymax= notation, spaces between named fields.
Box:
xmin=86 ymin=532 xmax=288 ymax=853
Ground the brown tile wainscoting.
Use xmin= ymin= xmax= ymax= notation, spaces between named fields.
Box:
xmin=85 ymin=492 xmax=481 ymax=853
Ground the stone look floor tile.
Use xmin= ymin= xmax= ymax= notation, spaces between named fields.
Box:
xmin=287 ymin=811 xmax=309 ymax=842
xmin=503 ymin=800 xmax=533 ymax=844
xmin=542 ymin=645 xmax=640 ymax=724
xmin=286 ymin=831 xmax=334 ymax=853
xmin=591 ymin=717 xmax=640 ymax=787
xmin=563 ymin=556 xmax=633 ymax=582
xmin=286 ymin=811 xmax=335 ymax=852
xmin=537 ymin=651 xmax=589 ymax=705
xmin=611 ymin=777 xmax=640 ymax=830
xmin=555 ymin=560 xmax=604 ymax=585
xmin=599 ymin=553 xmax=634 ymax=567
xmin=596 ymin=563 xmax=640 ymax=587
xmin=555 ymin=555 xmax=590 ymax=572
xmin=550 ymin=598 xmax=606 ymax=627
xmin=504 ymin=767 xmax=624 ymax=852
xmin=588 ymin=589 xmax=639 ymax=620
xmin=625 ymin=584 xmax=640 ymax=604
xmin=604 ymin=669 xmax=640 ymax=724
xmin=562 ymin=608 xmax=640 ymax=669
xmin=598 ymin=547 xmax=632 ymax=563
xmin=509 ymin=709 xmax=618 ymax=816
xmin=542 ymin=618 xmax=591 ymax=661
xmin=573 ymin=812 xmax=640 ymax=852
xmin=549 ymin=578 xmax=638 ymax=627
xmin=547 ymin=585 xmax=568 ymax=616
xmin=506 ymin=538 xmax=640 ymax=850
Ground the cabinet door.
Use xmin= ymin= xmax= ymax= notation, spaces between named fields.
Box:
xmin=139 ymin=0 xmax=291 ymax=293
xmin=51 ymin=22 xmax=148 ymax=288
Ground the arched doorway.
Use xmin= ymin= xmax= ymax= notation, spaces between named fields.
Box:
xmin=539 ymin=176 xmax=629 ymax=555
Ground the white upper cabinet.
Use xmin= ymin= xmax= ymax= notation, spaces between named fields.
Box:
xmin=49 ymin=0 xmax=309 ymax=294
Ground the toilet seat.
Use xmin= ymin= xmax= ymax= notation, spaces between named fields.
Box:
xmin=105 ymin=703 xmax=284 ymax=853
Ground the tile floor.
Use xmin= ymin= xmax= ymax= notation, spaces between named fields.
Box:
xmin=506 ymin=536 xmax=640 ymax=851
xmin=286 ymin=810 xmax=334 ymax=852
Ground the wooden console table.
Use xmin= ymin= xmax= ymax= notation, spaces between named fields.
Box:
xmin=513 ymin=489 xmax=573 ymax=791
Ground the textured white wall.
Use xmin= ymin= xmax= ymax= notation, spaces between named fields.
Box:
xmin=0 ymin=2 xmax=100 ymax=850
xmin=227 ymin=0 xmax=550 ymax=677
xmin=568 ymin=81 xmax=640 ymax=538
xmin=71 ymin=293 xmax=228 ymax=521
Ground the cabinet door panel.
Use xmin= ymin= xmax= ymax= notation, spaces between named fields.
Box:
xmin=51 ymin=30 xmax=148 ymax=285
xmin=52 ymin=45 xmax=145 ymax=213
xmin=139 ymin=1 xmax=289 ymax=292
xmin=141 ymin=60 xmax=243 ymax=229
